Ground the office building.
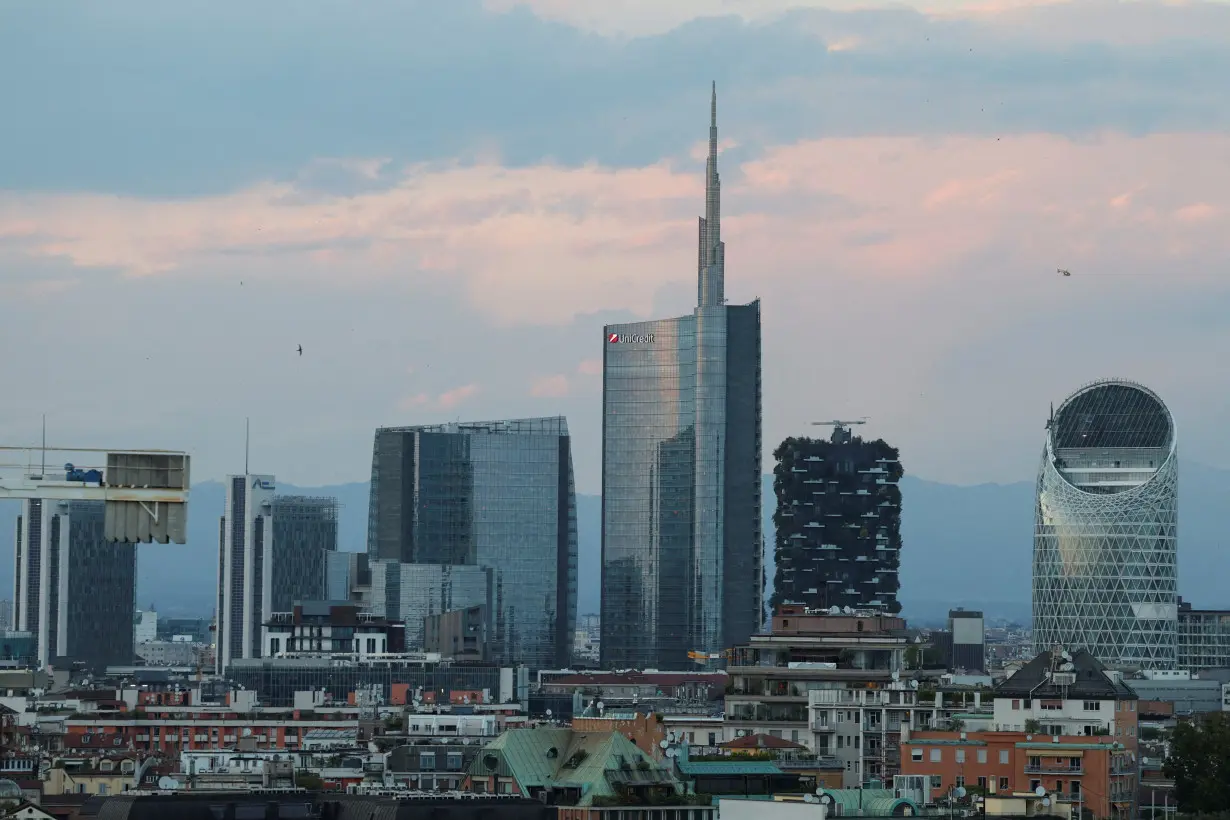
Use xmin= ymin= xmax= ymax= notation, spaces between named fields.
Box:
xmin=270 ymin=495 xmax=338 ymax=611
xmin=770 ymin=424 xmax=903 ymax=614
xmin=947 ymin=608 xmax=986 ymax=673
xmin=600 ymin=84 xmax=763 ymax=669
xmin=369 ymin=560 xmax=492 ymax=649
xmin=13 ymin=499 xmax=136 ymax=669
xmin=1033 ymin=379 xmax=1179 ymax=670
xmin=1177 ymin=598 xmax=1230 ymax=672
xmin=367 ymin=417 xmax=578 ymax=668
xmin=262 ymin=601 xmax=404 ymax=657
xmin=216 ymin=476 xmax=342 ymax=673
xmin=217 ymin=474 xmax=276 ymax=673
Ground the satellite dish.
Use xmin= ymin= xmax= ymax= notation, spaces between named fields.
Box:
xmin=910 ymin=680 xmax=919 ymax=689
xmin=1035 ymin=786 xmax=1046 ymax=797
xmin=805 ymin=795 xmax=818 ymax=804
xmin=955 ymin=787 xmax=967 ymax=799
xmin=820 ymin=794 xmax=833 ymax=806
xmin=892 ymin=670 xmax=900 ymax=681
xmin=546 ymin=709 xmax=552 ymax=718
xmin=157 ymin=776 xmax=180 ymax=789
xmin=597 ymin=701 xmax=605 ymax=711
xmin=659 ymin=740 xmax=670 ymax=749
xmin=665 ymin=749 xmax=677 ymax=759
xmin=1042 ymin=799 xmax=1051 ymax=807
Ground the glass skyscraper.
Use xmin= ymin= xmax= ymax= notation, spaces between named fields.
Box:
xmin=1033 ymin=379 xmax=1179 ymax=670
xmin=600 ymin=85 xmax=763 ymax=670
xmin=367 ymin=417 xmax=578 ymax=668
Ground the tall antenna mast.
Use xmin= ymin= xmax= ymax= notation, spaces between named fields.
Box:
xmin=40 ymin=415 xmax=46 ymax=478
xmin=244 ymin=418 xmax=250 ymax=475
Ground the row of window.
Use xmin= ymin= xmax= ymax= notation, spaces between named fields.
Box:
xmin=911 ymin=747 xmax=1011 ymax=765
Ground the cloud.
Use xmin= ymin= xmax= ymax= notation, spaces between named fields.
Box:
xmin=437 ymin=384 xmax=480 ymax=410
xmin=4 ymin=132 xmax=1228 ymax=329
xmin=577 ymin=359 xmax=603 ymax=376
xmin=2 ymin=1 xmax=1228 ymax=198
xmin=530 ymin=375 xmax=571 ymax=398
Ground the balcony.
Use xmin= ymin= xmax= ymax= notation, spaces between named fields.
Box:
xmin=1025 ymin=765 xmax=1084 ymax=776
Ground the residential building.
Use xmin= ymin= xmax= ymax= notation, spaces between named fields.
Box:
xmin=367 ymin=417 xmax=578 ymax=668
xmin=1124 ymin=670 xmax=1230 ymax=714
xmin=13 ymin=499 xmax=136 ymax=669
xmin=770 ymin=425 xmax=903 ymax=613
xmin=725 ymin=605 xmax=909 ymax=783
xmin=1177 ymin=597 xmax=1230 ymax=671
xmin=387 ymin=741 xmax=481 ymax=791
xmin=601 ymin=84 xmax=763 ymax=670
xmin=901 ymin=647 xmax=1140 ymax=819
xmin=1033 ymin=380 xmax=1178 ymax=669
xmin=270 ymin=495 xmax=338 ymax=611
xmin=262 ymin=601 xmax=405 ymax=657
xmin=134 ymin=608 xmax=158 ymax=644
xmin=464 ymin=726 xmax=712 ymax=820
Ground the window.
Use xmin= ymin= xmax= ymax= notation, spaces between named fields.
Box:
xmin=930 ymin=749 xmax=942 ymax=763
xmin=1083 ymin=701 xmax=1100 ymax=711
xmin=1012 ymin=699 xmax=1020 ymax=710
xmin=930 ymin=776 xmax=942 ymax=789
xmin=955 ymin=776 xmax=965 ymax=789
xmin=709 ymin=733 xmax=717 ymax=746
xmin=1072 ymin=781 xmax=1082 ymax=796
xmin=977 ymin=777 xmax=987 ymax=790
xmin=837 ymin=737 xmax=844 ymax=750
xmin=999 ymin=777 xmax=1010 ymax=790
xmin=420 ymin=753 xmax=437 ymax=770
xmin=912 ymin=749 xmax=923 ymax=762
xmin=956 ymin=750 xmax=965 ymax=764
xmin=977 ymin=750 xmax=987 ymax=764
xmin=1030 ymin=780 xmax=1041 ymax=793
xmin=1000 ymin=750 xmax=1010 ymax=765
xmin=447 ymin=753 xmax=463 ymax=770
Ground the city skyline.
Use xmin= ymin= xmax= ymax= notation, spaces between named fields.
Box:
xmin=2 ymin=2 xmax=1229 ymax=498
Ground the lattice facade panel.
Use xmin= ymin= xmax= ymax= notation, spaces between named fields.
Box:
xmin=1033 ymin=380 xmax=1178 ymax=670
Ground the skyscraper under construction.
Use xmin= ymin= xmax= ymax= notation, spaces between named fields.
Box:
xmin=771 ymin=422 xmax=903 ymax=615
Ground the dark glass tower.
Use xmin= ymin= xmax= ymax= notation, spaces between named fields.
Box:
xmin=600 ymin=85 xmax=764 ymax=670
xmin=367 ymin=417 xmax=578 ymax=668
xmin=14 ymin=499 xmax=136 ymax=670
xmin=271 ymin=495 xmax=339 ymax=611
xmin=770 ymin=426 xmax=903 ymax=614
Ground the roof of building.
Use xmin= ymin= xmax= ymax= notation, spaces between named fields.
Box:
xmin=720 ymin=733 xmax=808 ymax=751
xmin=545 ymin=673 xmax=725 ymax=687
xmin=994 ymin=648 xmax=1137 ymax=700
xmin=468 ymin=727 xmax=677 ymax=806
xmin=676 ymin=759 xmax=783 ymax=776
xmin=819 ymin=788 xmax=921 ymax=816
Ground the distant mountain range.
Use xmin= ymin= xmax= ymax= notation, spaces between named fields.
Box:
xmin=1 ymin=463 xmax=1226 ymax=624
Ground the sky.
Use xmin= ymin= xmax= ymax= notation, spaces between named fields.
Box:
xmin=1 ymin=0 xmax=1229 ymax=495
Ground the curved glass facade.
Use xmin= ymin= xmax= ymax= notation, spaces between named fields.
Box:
xmin=1033 ymin=379 xmax=1178 ymax=669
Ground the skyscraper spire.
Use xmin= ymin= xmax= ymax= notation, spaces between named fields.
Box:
xmin=698 ymin=82 xmax=725 ymax=307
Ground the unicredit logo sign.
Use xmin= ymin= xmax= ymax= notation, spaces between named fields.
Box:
xmin=608 ymin=333 xmax=655 ymax=344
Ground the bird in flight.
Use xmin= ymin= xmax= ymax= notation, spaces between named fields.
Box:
xmin=297 ymin=345 xmax=303 ymax=356
xmin=1058 ymin=268 xmax=1071 ymax=277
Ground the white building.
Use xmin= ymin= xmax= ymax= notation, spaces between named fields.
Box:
xmin=216 ymin=475 xmax=276 ymax=674
xmin=134 ymin=609 xmax=158 ymax=644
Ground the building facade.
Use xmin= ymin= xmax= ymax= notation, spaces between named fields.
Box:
xmin=947 ymin=609 xmax=986 ymax=674
xmin=601 ymin=85 xmax=763 ymax=670
xmin=270 ymin=495 xmax=338 ymax=611
xmin=13 ymin=499 xmax=136 ymax=669
xmin=262 ymin=601 xmax=404 ymax=657
xmin=1177 ymin=598 xmax=1230 ymax=671
xmin=1033 ymin=379 xmax=1179 ymax=670
xmin=366 ymin=417 xmax=578 ymax=668
xmin=770 ymin=426 xmax=903 ymax=614
xmin=216 ymin=474 xmax=276 ymax=674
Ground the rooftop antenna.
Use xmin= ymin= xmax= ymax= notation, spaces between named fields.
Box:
xmin=244 ymin=417 xmax=250 ymax=475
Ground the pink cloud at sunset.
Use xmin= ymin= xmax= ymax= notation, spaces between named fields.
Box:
xmin=2 ymin=132 xmax=1226 ymax=329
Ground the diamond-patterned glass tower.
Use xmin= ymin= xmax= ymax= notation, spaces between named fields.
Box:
xmin=1033 ymin=379 xmax=1178 ymax=670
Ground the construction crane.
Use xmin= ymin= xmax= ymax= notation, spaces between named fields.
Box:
xmin=811 ymin=418 xmax=868 ymax=445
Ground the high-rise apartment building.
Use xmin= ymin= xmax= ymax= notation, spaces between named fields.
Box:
xmin=13 ymin=499 xmax=136 ymax=669
xmin=600 ymin=85 xmax=763 ymax=670
xmin=770 ymin=424 xmax=903 ymax=615
xmin=366 ymin=417 xmax=578 ymax=668
xmin=1033 ymin=379 xmax=1179 ymax=670
xmin=216 ymin=476 xmax=340 ymax=674
xmin=946 ymin=608 xmax=985 ymax=673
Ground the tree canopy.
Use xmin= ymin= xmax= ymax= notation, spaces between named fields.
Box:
xmin=1163 ymin=712 xmax=1230 ymax=813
